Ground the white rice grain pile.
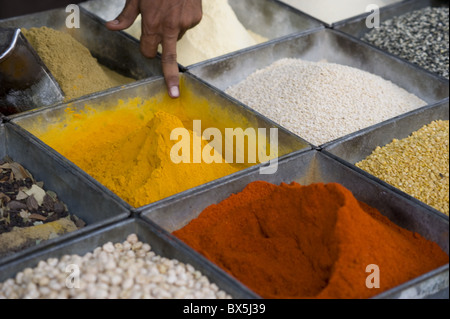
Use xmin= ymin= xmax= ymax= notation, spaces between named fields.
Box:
xmin=226 ymin=58 xmax=426 ymax=146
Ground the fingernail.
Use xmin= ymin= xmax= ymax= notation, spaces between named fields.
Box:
xmin=109 ymin=19 xmax=120 ymax=25
xmin=170 ymin=86 xmax=180 ymax=98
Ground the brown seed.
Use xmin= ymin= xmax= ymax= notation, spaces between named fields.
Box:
xmin=7 ymin=200 xmax=28 ymax=211
xmin=42 ymin=194 xmax=54 ymax=211
xmin=53 ymin=201 xmax=65 ymax=214
xmin=26 ymin=195 xmax=39 ymax=211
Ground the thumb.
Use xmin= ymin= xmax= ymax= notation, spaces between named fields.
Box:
xmin=106 ymin=0 xmax=140 ymax=31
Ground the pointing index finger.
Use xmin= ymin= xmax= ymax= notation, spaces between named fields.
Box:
xmin=161 ymin=34 xmax=180 ymax=99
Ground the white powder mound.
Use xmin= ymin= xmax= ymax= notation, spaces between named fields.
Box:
xmin=280 ymin=0 xmax=402 ymax=24
xmin=124 ymin=0 xmax=267 ymax=66
xmin=82 ymin=0 xmax=266 ymax=65
xmin=226 ymin=58 xmax=427 ymax=146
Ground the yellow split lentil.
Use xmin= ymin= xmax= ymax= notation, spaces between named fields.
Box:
xmin=356 ymin=120 xmax=449 ymax=215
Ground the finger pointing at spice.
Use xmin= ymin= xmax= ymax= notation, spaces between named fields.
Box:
xmin=106 ymin=0 xmax=203 ymax=98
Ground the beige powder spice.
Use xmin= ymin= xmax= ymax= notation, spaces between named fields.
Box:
xmin=0 ymin=217 xmax=78 ymax=257
xmin=22 ymin=26 xmax=134 ymax=101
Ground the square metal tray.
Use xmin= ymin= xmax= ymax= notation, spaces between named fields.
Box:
xmin=81 ymin=0 xmax=324 ymax=68
xmin=275 ymin=0 xmax=408 ymax=27
xmin=334 ymin=0 xmax=449 ymax=40
xmin=0 ymin=123 xmax=130 ymax=266
xmin=0 ymin=6 xmax=163 ymax=105
xmin=334 ymin=0 xmax=449 ymax=79
xmin=187 ymin=28 xmax=449 ymax=146
xmin=9 ymin=74 xmax=311 ymax=210
xmin=322 ymin=100 xmax=449 ymax=217
xmin=140 ymin=149 xmax=449 ymax=299
xmin=0 ymin=217 xmax=259 ymax=299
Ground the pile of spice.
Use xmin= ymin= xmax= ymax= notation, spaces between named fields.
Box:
xmin=362 ymin=7 xmax=449 ymax=79
xmin=26 ymin=88 xmax=257 ymax=208
xmin=160 ymin=0 xmax=267 ymax=65
xmin=0 ymin=156 xmax=85 ymax=258
xmin=226 ymin=58 xmax=426 ymax=146
xmin=173 ymin=181 xmax=449 ymax=299
xmin=83 ymin=0 xmax=267 ymax=66
xmin=356 ymin=120 xmax=449 ymax=215
xmin=21 ymin=26 xmax=135 ymax=102
xmin=0 ymin=234 xmax=232 ymax=299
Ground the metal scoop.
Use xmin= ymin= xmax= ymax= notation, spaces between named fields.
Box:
xmin=0 ymin=28 xmax=64 ymax=116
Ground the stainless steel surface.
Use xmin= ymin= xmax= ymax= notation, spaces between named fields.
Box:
xmin=9 ymin=74 xmax=311 ymax=210
xmin=228 ymin=0 xmax=324 ymax=40
xmin=140 ymin=149 xmax=449 ymax=299
xmin=0 ymin=217 xmax=260 ymax=299
xmin=334 ymin=0 xmax=449 ymax=39
xmin=0 ymin=28 xmax=64 ymax=115
xmin=275 ymin=0 xmax=411 ymax=27
xmin=322 ymin=100 xmax=449 ymax=216
xmin=81 ymin=0 xmax=324 ymax=68
xmin=0 ymin=7 xmax=163 ymax=95
xmin=188 ymin=28 xmax=449 ymax=106
xmin=0 ymin=28 xmax=20 ymax=60
xmin=0 ymin=123 xmax=131 ymax=266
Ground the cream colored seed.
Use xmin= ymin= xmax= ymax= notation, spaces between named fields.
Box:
xmin=357 ymin=120 xmax=449 ymax=215
xmin=0 ymin=234 xmax=232 ymax=299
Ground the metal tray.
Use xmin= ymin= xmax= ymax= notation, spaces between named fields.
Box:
xmin=275 ymin=0 xmax=408 ymax=27
xmin=322 ymin=100 xmax=449 ymax=217
xmin=0 ymin=7 xmax=163 ymax=104
xmin=188 ymin=28 xmax=448 ymax=103
xmin=9 ymin=74 xmax=311 ymax=210
xmin=0 ymin=217 xmax=259 ymax=299
xmin=0 ymin=123 xmax=131 ymax=266
xmin=334 ymin=0 xmax=449 ymax=40
xmin=81 ymin=0 xmax=324 ymax=68
xmin=140 ymin=149 xmax=449 ymax=299
xmin=187 ymin=28 xmax=449 ymax=145
xmin=334 ymin=0 xmax=449 ymax=79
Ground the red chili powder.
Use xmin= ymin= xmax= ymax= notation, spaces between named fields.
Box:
xmin=173 ymin=181 xmax=449 ymax=299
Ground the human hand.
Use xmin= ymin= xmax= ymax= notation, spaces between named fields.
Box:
xmin=106 ymin=0 xmax=203 ymax=98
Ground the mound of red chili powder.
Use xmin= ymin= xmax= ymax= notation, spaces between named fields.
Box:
xmin=173 ymin=181 xmax=449 ymax=299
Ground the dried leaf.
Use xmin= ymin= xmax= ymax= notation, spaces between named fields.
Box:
xmin=19 ymin=209 xmax=30 ymax=219
xmin=7 ymin=162 xmax=33 ymax=180
xmin=15 ymin=190 xmax=28 ymax=201
xmin=24 ymin=185 xmax=46 ymax=206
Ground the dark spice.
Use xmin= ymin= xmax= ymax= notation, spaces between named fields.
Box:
xmin=362 ymin=7 xmax=449 ymax=79
xmin=0 ymin=156 xmax=85 ymax=234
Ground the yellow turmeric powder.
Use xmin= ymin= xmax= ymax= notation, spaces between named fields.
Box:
xmin=27 ymin=84 xmax=266 ymax=207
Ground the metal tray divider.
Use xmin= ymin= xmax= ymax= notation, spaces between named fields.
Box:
xmin=0 ymin=217 xmax=260 ymax=299
xmin=0 ymin=123 xmax=132 ymax=266
xmin=139 ymin=149 xmax=448 ymax=298
xmin=321 ymin=99 xmax=449 ymax=219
